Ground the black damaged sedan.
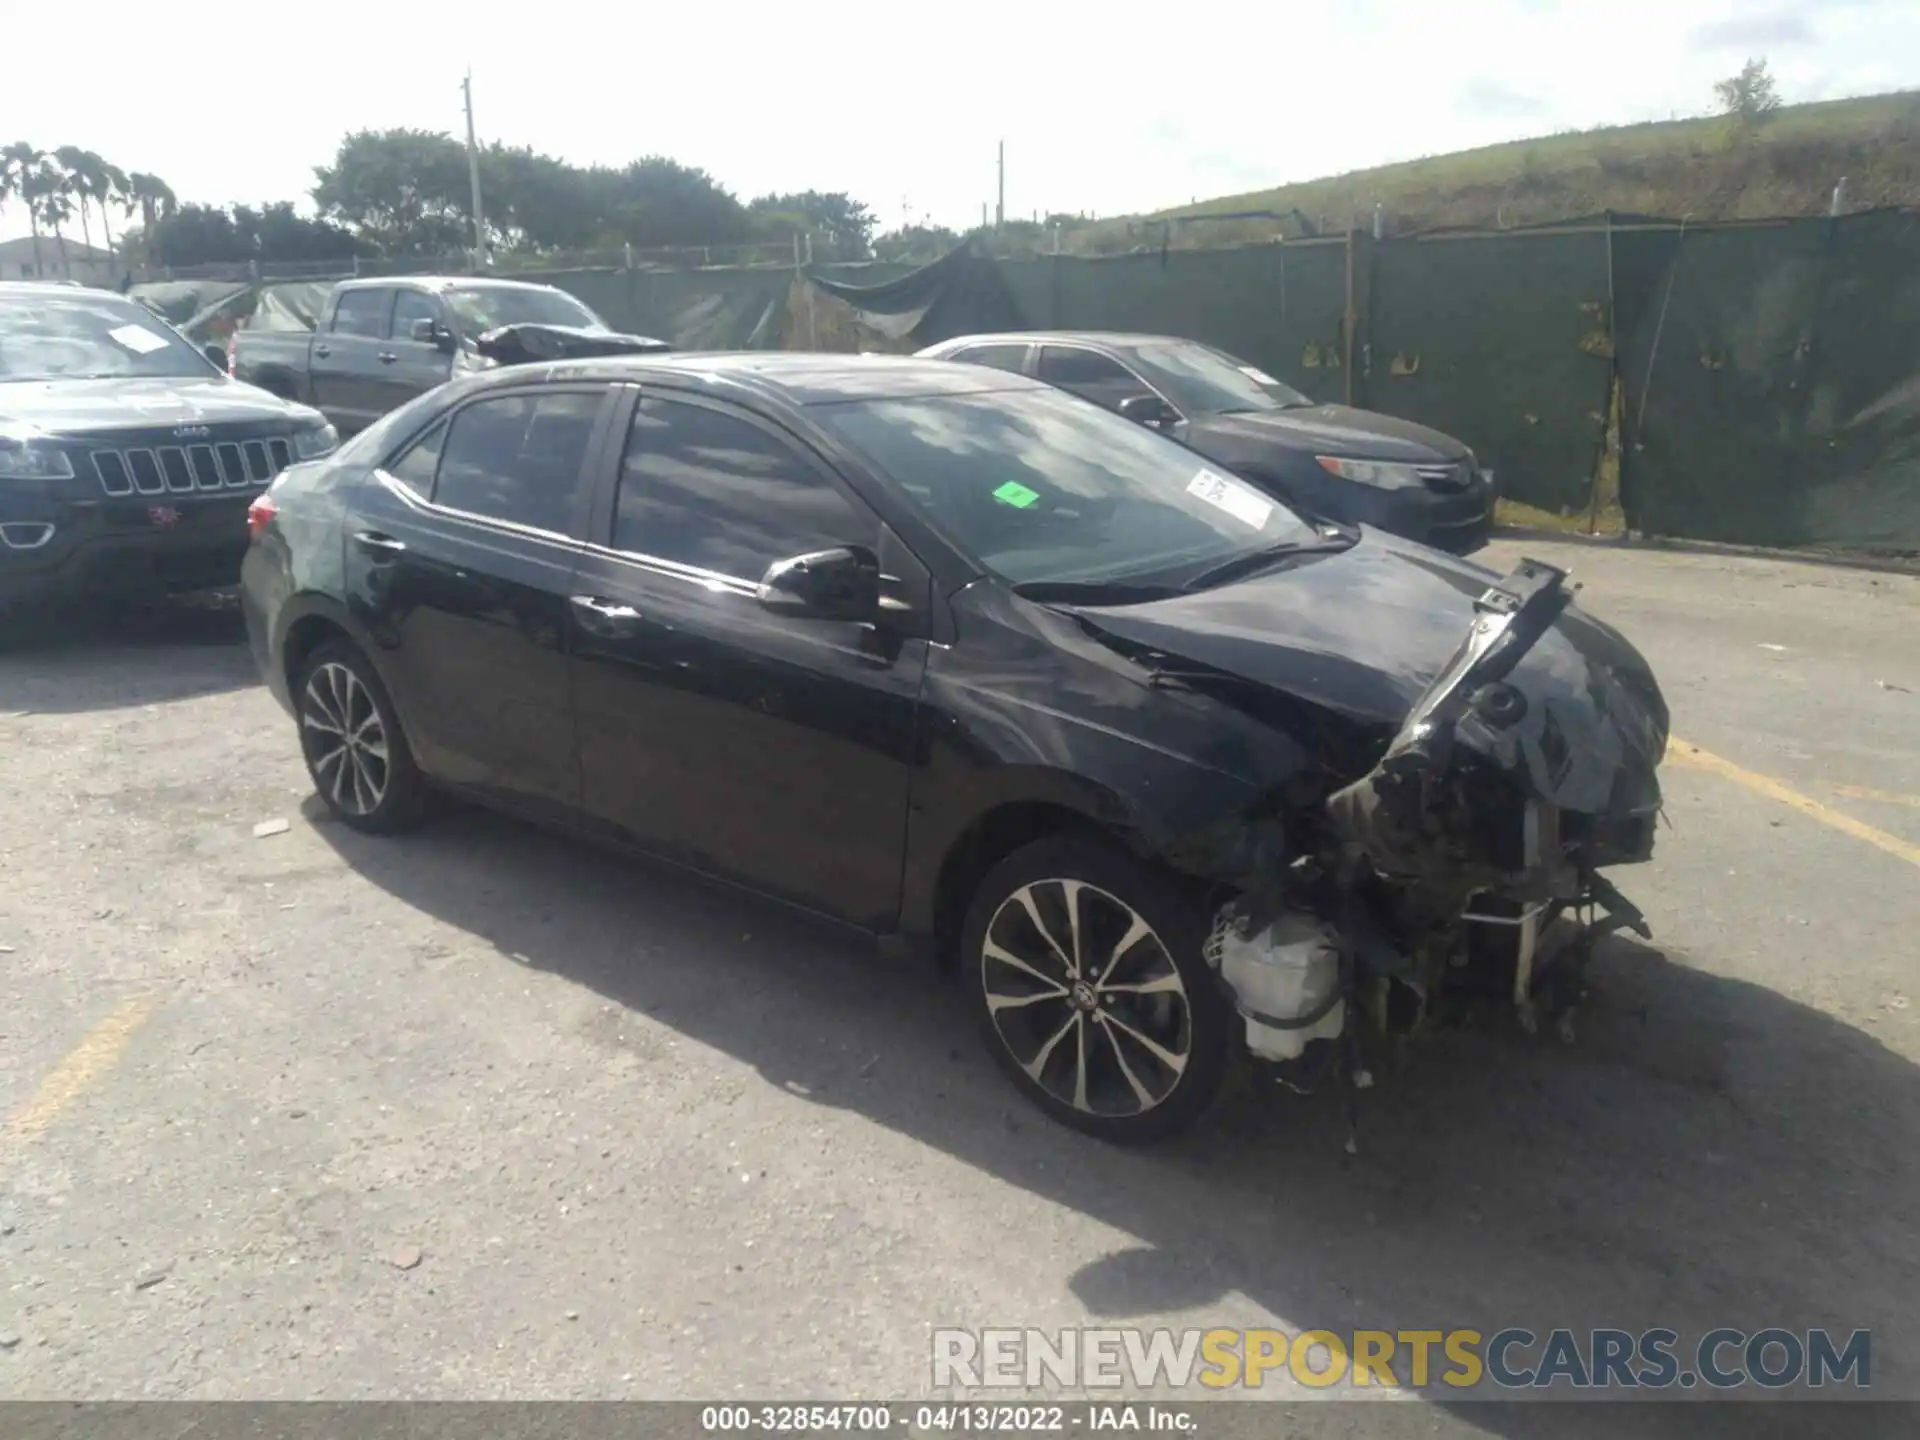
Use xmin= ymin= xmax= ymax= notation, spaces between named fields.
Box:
xmin=243 ymin=353 xmax=1668 ymax=1143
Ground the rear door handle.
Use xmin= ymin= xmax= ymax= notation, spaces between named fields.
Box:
xmin=570 ymin=594 xmax=645 ymax=635
xmin=376 ymin=352 xmax=397 ymax=364
xmin=353 ymin=530 xmax=407 ymax=557
xmin=313 ymin=344 xmax=332 ymax=358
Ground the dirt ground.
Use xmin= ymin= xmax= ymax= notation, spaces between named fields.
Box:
xmin=1 ymin=538 xmax=1915 ymax=1429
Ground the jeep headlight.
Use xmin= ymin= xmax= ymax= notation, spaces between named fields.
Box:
xmin=1315 ymin=455 xmax=1425 ymax=489
xmin=0 ymin=442 xmax=74 ymax=480
xmin=292 ymin=421 xmax=339 ymax=460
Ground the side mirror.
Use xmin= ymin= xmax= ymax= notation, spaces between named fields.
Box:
xmin=756 ymin=546 xmax=880 ymax=622
xmin=204 ymin=342 xmax=229 ymax=369
xmin=412 ymin=317 xmax=456 ymax=352
xmin=1118 ymin=394 xmax=1178 ymax=429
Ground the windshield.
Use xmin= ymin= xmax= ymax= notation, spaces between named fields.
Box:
xmin=0 ymin=292 xmax=219 ymax=382
xmin=1129 ymin=341 xmax=1313 ymax=415
xmin=818 ymin=386 xmax=1317 ymax=587
xmin=443 ymin=286 xmax=604 ymax=335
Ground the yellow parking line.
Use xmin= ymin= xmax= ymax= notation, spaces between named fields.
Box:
xmin=1835 ymin=783 xmax=1920 ymax=811
xmin=1668 ymin=738 xmax=1920 ymax=870
xmin=2 ymin=993 xmax=157 ymax=1153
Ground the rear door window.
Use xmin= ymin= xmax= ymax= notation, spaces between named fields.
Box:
xmin=431 ymin=389 xmax=606 ymax=536
xmin=1037 ymin=346 xmax=1154 ymax=412
xmin=950 ymin=343 xmax=1030 ymax=374
xmin=331 ymin=289 xmax=392 ymax=338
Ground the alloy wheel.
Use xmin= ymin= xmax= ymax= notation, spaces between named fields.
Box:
xmin=979 ymin=879 xmax=1193 ymax=1119
xmin=301 ymin=661 xmax=390 ymax=817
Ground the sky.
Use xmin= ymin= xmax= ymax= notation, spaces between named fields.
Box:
xmin=4 ymin=0 xmax=1918 ymax=244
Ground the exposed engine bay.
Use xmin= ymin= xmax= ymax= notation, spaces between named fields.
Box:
xmin=1194 ymin=559 xmax=1665 ymax=1130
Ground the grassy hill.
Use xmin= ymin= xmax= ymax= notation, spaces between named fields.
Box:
xmin=1052 ymin=91 xmax=1920 ymax=253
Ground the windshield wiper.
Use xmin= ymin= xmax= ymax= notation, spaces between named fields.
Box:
xmin=1179 ymin=532 xmax=1354 ymax=591
xmin=1012 ymin=579 xmax=1185 ymax=606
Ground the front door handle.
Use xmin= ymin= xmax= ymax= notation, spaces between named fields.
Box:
xmin=376 ymin=352 xmax=397 ymax=364
xmin=353 ymin=530 xmax=407 ymax=557
xmin=570 ymin=594 xmax=645 ymax=635
xmin=313 ymin=344 xmax=332 ymax=358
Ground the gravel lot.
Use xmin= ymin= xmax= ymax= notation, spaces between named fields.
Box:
xmin=1 ymin=538 xmax=1916 ymax=1428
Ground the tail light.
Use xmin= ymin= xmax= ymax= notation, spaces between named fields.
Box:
xmin=246 ymin=494 xmax=277 ymax=542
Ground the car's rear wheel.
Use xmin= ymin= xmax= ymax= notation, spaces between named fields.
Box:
xmin=960 ymin=835 xmax=1233 ymax=1144
xmin=295 ymin=638 xmax=425 ymax=833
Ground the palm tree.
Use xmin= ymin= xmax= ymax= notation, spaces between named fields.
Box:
xmin=32 ymin=163 xmax=76 ymax=276
xmin=127 ymin=171 xmax=176 ymax=239
xmin=54 ymin=146 xmax=109 ymax=257
xmin=0 ymin=142 xmax=48 ymax=276
xmin=98 ymin=159 xmax=130 ymax=258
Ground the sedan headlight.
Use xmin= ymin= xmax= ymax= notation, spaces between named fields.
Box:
xmin=292 ymin=421 xmax=339 ymax=460
xmin=1315 ymin=455 xmax=1425 ymax=489
xmin=0 ymin=443 xmax=75 ymax=480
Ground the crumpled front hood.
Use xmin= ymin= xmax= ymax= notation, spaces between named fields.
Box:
xmin=1062 ymin=531 xmax=1668 ymax=815
xmin=1195 ymin=404 xmax=1471 ymax=463
xmin=0 ymin=377 xmax=311 ymax=437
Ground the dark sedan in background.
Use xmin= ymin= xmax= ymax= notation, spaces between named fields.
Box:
xmin=241 ymin=352 xmax=1665 ymax=1144
xmin=0 ymin=282 xmax=337 ymax=632
xmin=918 ymin=331 xmax=1494 ymax=553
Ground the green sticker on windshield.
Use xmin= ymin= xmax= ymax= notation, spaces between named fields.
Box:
xmin=993 ymin=480 xmax=1040 ymax=509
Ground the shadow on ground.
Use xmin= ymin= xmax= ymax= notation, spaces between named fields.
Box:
xmin=317 ymin=806 xmax=1917 ymax=1435
xmin=0 ymin=592 xmax=256 ymax=714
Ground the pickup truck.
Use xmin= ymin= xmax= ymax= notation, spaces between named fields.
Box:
xmin=231 ymin=276 xmax=622 ymax=435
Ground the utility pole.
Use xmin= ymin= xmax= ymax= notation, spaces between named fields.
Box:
xmin=996 ymin=141 xmax=1005 ymax=231
xmin=461 ymin=71 xmax=488 ymax=269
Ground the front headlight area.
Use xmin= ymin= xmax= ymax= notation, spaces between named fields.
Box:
xmin=292 ymin=420 xmax=340 ymax=460
xmin=1315 ymin=455 xmax=1425 ymax=489
xmin=0 ymin=441 xmax=75 ymax=481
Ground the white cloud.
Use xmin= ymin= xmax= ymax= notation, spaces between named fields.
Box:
xmin=2 ymin=0 xmax=1917 ymax=244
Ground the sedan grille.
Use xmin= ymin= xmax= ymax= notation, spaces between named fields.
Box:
xmin=1417 ymin=461 xmax=1474 ymax=493
xmin=91 ymin=438 xmax=292 ymax=497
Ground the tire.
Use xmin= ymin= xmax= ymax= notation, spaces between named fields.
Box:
xmin=960 ymin=834 xmax=1233 ymax=1144
xmin=293 ymin=637 xmax=427 ymax=834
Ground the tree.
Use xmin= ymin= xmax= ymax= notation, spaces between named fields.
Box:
xmin=26 ymin=159 xmax=73 ymax=275
xmin=139 ymin=200 xmax=363 ymax=267
xmin=749 ymin=191 xmax=876 ymax=261
xmin=126 ymin=171 xmax=177 ymax=238
xmin=312 ymin=129 xmax=473 ymax=257
xmin=1715 ymin=58 xmax=1781 ymax=122
xmin=1 ymin=142 xmax=48 ymax=275
xmin=312 ymin=129 xmax=761 ymax=258
xmin=53 ymin=146 xmax=121 ymax=257
xmin=871 ymin=223 xmax=960 ymax=264
xmin=603 ymin=157 xmax=753 ymax=249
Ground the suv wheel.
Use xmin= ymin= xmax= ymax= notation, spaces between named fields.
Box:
xmin=295 ymin=638 xmax=426 ymax=833
xmin=960 ymin=835 xmax=1233 ymax=1143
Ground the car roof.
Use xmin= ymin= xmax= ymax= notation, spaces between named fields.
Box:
xmin=336 ymin=275 xmax=563 ymax=293
xmin=929 ymin=330 xmax=1186 ymax=352
xmin=471 ymin=350 xmax=1045 ymax=405
xmin=0 ymin=281 xmax=126 ymax=299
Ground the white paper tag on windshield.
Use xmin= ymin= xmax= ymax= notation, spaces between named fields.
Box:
xmin=1238 ymin=364 xmax=1280 ymax=387
xmin=109 ymin=324 xmax=171 ymax=355
xmin=1187 ymin=469 xmax=1273 ymax=529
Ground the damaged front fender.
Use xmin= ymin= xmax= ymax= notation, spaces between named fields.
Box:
xmin=1327 ymin=556 xmax=1666 ymax=890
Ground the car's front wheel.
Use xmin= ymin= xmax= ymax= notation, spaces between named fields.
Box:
xmin=961 ymin=835 xmax=1233 ymax=1144
xmin=295 ymin=638 xmax=426 ymax=833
